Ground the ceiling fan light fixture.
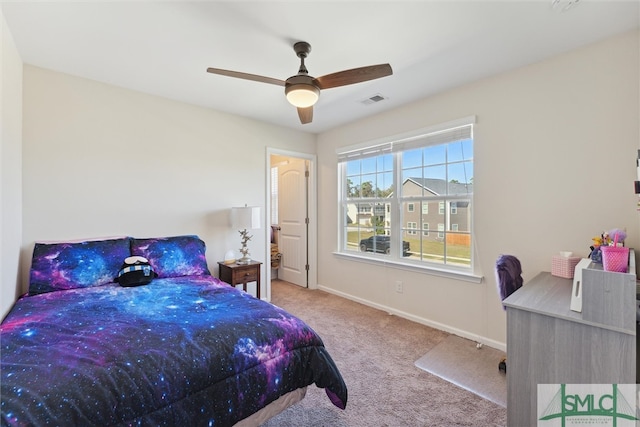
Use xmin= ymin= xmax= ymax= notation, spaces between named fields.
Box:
xmin=285 ymin=84 xmax=320 ymax=108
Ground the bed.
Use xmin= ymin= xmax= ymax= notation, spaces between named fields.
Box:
xmin=1 ymin=235 xmax=347 ymax=426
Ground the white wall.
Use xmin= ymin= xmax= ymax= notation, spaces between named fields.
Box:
xmin=0 ymin=9 xmax=23 ymax=320
xmin=21 ymin=65 xmax=315 ymax=296
xmin=317 ymin=30 xmax=640 ymax=349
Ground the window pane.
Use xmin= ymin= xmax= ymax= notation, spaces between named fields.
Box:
xmin=345 ymin=202 xmax=366 ymax=253
xmin=346 ymin=159 xmax=361 ymax=176
xmin=402 ymin=168 xmax=422 ymax=185
xmin=346 ymin=202 xmax=358 ymax=227
xmin=378 ymin=171 xmax=394 ymax=196
xmin=447 ymin=139 xmax=473 ymax=163
xmin=423 ymin=144 xmax=446 ymax=166
xmin=446 ymin=231 xmax=471 ymax=267
xmin=361 ymin=157 xmax=377 ymax=174
xmin=420 ymin=234 xmax=445 ymax=264
xmin=378 ymin=154 xmax=393 ymax=172
xmin=424 ymin=165 xmax=446 ymax=182
xmin=402 ymin=148 xmax=422 ymax=169
xmin=448 ymin=161 xmax=473 ymax=193
xmin=347 ymin=176 xmax=362 ymax=198
xmin=357 ymin=174 xmax=374 ymax=198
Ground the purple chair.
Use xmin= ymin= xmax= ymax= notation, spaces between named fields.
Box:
xmin=495 ymin=254 xmax=523 ymax=309
xmin=495 ymin=254 xmax=523 ymax=373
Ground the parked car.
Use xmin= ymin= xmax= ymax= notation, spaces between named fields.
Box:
xmin=359 ymin=235 xmax=410 ymax=256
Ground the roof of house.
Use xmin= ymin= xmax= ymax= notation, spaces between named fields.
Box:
xmin=405 ymin=178 xmax=473 ymax=196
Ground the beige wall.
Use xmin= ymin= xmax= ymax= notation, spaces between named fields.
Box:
xmin=1 ymin=9 xmax=23 ymax=320
xmin=317 ymin=30 xmax=640 ymax=349
xmin=20 ymin=65 xmax=316 ymax=297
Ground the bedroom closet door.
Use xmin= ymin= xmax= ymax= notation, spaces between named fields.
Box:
xmin=278 ymin=158 xmax=308 ymax=288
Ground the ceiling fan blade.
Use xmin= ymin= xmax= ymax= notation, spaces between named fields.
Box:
xmin=206 ymin=68 xmax=286 ymax=86
xmin=314 ymin=64 xmax=392 ymax=90
xmin=297 ymin=106 xmax=313 ymax=124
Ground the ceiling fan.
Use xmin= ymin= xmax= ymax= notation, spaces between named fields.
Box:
xmin=206 ymin=41 xmax=393 ymax=124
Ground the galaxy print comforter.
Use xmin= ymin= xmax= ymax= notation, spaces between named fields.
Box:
xmin=1 ymin=275 xmax=347 ymax=426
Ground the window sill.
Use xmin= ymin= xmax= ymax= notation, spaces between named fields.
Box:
xmin=332 ymin=251 xmax=484 ymax=283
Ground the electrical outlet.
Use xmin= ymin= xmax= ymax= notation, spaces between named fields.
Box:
xmin=395 ymin=281 xmax=403 ymax=293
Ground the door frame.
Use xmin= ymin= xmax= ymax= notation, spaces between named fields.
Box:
xmin=264 ymin=147 xmax=318 ymax=302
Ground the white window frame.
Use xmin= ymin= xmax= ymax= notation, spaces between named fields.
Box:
xmin=335 ymin=116 xmax=480 ymax=283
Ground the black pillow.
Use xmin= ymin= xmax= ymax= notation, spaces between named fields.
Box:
xmin=115 ymin=256 xmax=157 ymax=287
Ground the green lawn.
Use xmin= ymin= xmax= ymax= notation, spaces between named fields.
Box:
xmin=347 ymin=230 xmax=471 ymax=265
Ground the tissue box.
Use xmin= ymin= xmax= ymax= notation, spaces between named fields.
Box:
xmin=551 ymin=255 xmax=582 ymax=278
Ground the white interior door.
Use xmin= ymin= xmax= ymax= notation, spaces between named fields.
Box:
xmin=278 ymin=158 xmax=308 ymax=287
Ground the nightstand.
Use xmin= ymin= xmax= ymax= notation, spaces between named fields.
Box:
xmin=218 ymin=261 xmax=262 ymax=299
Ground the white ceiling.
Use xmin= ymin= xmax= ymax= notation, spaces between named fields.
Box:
xmin=2 ymin=1 xmax=639 ymax=134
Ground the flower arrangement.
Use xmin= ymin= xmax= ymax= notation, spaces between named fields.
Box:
xmin=606 ymin=228 xmax=627 ymax=246
xmin=589 ymin=228 xmax=626 ymax=263
xmin=591 ymin=228 xmax=626 ymax=248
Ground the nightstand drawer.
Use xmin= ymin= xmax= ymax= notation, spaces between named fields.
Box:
xmin=232 ymin=268 xmax=258 ymax=283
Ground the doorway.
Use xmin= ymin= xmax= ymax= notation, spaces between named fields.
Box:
xmin=265 ymin=149 xmax=317 ymax=301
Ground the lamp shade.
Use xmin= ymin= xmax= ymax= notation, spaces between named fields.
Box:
xmin=285 ymin=84 xmax=320 ymax=108
xmin=231 ymin=206 xmax=261 ymax=230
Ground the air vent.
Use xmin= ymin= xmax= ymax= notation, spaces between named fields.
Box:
xmin=360 ymin=94 xmax=387 ymax=105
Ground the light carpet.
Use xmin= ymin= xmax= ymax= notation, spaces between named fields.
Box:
xmin=261 ymin=280 xmax=507 ymax=426
xmin=414 ymin=335 xmax=507 ymax=407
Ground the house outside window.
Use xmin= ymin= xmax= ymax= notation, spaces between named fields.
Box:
xmin=337 ymin=117 xmax=474 ymax=271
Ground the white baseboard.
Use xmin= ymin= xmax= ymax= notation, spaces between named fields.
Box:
xmin=317 ymin=284 xmax=506 ymax=353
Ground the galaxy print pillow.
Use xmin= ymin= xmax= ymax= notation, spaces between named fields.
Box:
xmin=29 ymin=237 xmax=131 ymax=296
xmin=130 ymin=235 xmax=211 ymax=278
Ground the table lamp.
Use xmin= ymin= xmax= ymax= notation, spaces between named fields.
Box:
xmin=231 ymin=205 xmax=261 ymax=264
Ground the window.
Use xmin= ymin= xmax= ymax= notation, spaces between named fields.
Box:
xmin=358 ymin=205 xmax=372 ymax=214
xmin=338 ymin=117 xmax=474 ymax=271
xmin=407 ymin=222 xmax=417 ymax=235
